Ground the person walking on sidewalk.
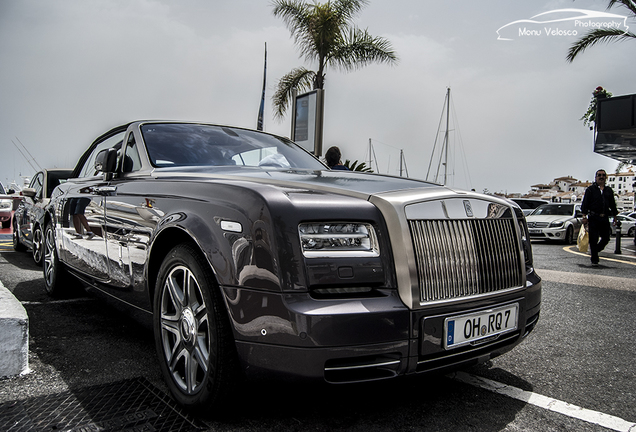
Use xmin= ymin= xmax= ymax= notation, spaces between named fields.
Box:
xmin=581 ymin=169 xmax=618 ymax=266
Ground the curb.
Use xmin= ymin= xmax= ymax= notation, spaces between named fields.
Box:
xmin=0 ymin=279 xmax=29 ymax=377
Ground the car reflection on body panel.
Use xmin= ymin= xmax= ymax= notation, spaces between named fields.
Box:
xmin=42 ymin=121 xmax=541 ymax=411
xmin=525 ymin=203 xmax=583 ymax=244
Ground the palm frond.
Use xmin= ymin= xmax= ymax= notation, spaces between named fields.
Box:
xmin=344 ymin=159 xmax=373 ymax=172
xmin=272 ymin=0 xmax=312 ymax=41
xmin=607 ymin=0 xmax=636 ymax=16
xmin=272 ymin=67 xmax=316 ymax=119
xmin=329 ymin=28 xmax=398 ymax=71
xmin=566 ymin=28 xmax=636 ymax=62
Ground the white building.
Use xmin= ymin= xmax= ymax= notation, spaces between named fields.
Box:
xmin=607 ymin=167 xmax=635 ymax=211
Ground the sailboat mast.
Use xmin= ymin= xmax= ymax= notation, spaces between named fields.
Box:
xmin=443 ymin=87 xmax=450 ymax=185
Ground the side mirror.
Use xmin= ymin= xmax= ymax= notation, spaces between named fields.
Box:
xmin=7 ymin=188 xmax=15 ymax=194
xmin=95 ymin=148 xmax=118 ymax=178
xmin=575 ymin=211 xmax=583 ymax=218
xmin=22 ymin=187 xmax=37 ymax=198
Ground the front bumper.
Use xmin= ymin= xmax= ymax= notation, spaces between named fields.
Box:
xmin=224 ymin=276 xmax=541 ymax=383
xmin=528 ymin=226 xmax=568 ymax=241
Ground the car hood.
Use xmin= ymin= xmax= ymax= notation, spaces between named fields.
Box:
xmin=153 ymin=167 xmax=452 ymax=199
xmin=526 ymin=215 xmax=572 ymax=223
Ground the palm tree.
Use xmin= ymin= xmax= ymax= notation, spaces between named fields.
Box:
xmin=344 ymin=159 xmax=373 ymax=172
xmin=566 ymin=0 xmax=636 ymax=62
xmin=272 ymin=0 xmax=398 ymax=118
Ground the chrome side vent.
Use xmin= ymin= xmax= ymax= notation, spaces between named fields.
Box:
xmin=409 ymin=219 xmax=523 ymax=303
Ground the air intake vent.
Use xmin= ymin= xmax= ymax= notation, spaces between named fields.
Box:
xmin=409 ymin=219 xmax=523 ymax=302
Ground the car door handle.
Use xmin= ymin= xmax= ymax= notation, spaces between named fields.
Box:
xmin=94 ymin=186 xmax=117 ymax=196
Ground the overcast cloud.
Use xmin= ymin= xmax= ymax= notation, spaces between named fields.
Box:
xmin=1 ymin=0 xmax=634 ymax=194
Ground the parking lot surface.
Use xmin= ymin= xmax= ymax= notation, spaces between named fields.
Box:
xmin=1 ymin=227 xmax=635 ymax=431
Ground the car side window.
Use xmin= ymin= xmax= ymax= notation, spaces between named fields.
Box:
xmin=30 ymin=173 xmax=44 ymax=200
xmin=78 ymin=132 xmax=125 ymax=178
xmin=123 ymin=134 xmax=142 ymax=173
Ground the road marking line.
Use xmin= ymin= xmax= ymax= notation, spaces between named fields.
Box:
xmin=450 ymin=372 xmax=636 ymax=432
xmin=536 ymin=268 xmax=636 ymax=292
xmin=563 ymin=245 xmax=636 ymax=265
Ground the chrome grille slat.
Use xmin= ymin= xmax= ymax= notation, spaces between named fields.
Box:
xmin=410 ymin=219 xmax=523 ymax=302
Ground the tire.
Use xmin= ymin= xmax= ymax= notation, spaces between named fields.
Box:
xmin=12 ymin=220 xmax=27 ymax=252
xmin=628 ymin=227 xmax=635 ymax=237
xmin=2 ymin=220 xmax=10 ymax=229
xmin=43 ymin=222 xmax=75 ymax=297
xmin=154 ymin=243 xmax=238 ymax=410
xmin=32 ymin=224 xmax=43 ymax=266
xmin=563 ymin=226 xmax=574 ymax=244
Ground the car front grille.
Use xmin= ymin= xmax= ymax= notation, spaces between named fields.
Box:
xmin=527 ymin=221 xmax=548 ymax=228
xmin=409 ymin=218 xmax=523 ymax=303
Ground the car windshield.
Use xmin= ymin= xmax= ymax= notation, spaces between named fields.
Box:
xmin=0 ymin=183 xmax=5 ymax=195
xmin=140 ymin=123 xmax=326 ymax=170
xmin=531 ymin=204 xmax=573 ymax=216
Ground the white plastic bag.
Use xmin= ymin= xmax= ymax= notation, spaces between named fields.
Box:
xmin=577 ymin=225 xmax=589 ymax=253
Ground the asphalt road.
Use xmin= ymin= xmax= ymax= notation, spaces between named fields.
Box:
xmin=0 ymin=230 xmax=635 ymax=432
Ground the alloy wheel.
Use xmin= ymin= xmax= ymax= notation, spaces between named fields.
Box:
xmin=32 ymin=226 xmax=43 ymax=265
xmin=43 ymin=226 xmax=56 ymax=288
xmin=159 ymin=265 xmax=211 ymax=395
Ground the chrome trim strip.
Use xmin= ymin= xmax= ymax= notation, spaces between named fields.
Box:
xmin=325 ymin=360 xmax=401 ymax=371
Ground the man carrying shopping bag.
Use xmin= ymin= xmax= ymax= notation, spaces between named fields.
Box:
xmin=581 ymin=169 xmax=618 ymax=266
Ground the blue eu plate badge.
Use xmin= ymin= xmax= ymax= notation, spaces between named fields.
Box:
xmin=447 ymin=320 xmax=455 ymax=345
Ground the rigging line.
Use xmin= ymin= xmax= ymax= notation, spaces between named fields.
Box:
xmin=371 ymin=143 xmax=380 ymax=173
xmin=15 ymin=137 xmax=42 ymax=171
xmin=11 ymin=140 xmax=38 ymax=173
xmin=370 ymin=138 xmax=402 ymax=151
xmin=449 ymin=95 xmax=473 ymax=189
xmin=426 ymin=89 xmax=450 ymax=182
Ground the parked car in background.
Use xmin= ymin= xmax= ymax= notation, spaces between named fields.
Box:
xmin=611 ymin=214 xmax=636 ymax=237
xmin=510 ymin=198 xmax=549 ymax=216
xmin=526 ymin=203 xmax=583 ymax=244
xmin=43 ymin=121 xmax=541 ymax=410
xmin=0 ymin=181 xmax=14 ymax=228
xmin=13 ymin=169 xmax=73 ymax=265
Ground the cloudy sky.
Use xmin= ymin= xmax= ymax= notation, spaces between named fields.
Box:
xmin=1 ymin=0 xmax=634 ymax=194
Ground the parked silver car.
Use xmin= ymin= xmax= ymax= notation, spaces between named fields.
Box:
xmin=13 ymin=169 xmax=73 ymax=264
xmin=0 ymin=182 xmax=13 ymax=229
xmin=611 ymin=214 xmax=636 ymax=237
xmin=526 ymin=203 xmax=583 ymax=244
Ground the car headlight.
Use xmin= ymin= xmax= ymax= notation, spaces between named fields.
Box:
xmin=298 ymin=222 xmax=379 ymax=257
xmin=0 ymin=199 xmax=12 ymax=210
xmin=549 ymin=221 xmax=564 ymax=228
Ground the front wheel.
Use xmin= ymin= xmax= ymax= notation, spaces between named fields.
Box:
xmin=563 ymin=226 xmax=574 ymax=244
xmin=154 ymin=243 xmax=238 ymax=410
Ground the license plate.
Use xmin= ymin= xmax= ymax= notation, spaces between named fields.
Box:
xmin=444 ymin=303 xmax=518 ymax=349
xmin=528 ymin=229 xmax=542 ymax=234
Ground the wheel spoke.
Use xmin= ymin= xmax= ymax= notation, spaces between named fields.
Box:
xmin=166 ymin=271 xmax=186 ymax=311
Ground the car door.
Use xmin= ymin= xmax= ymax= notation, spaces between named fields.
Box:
xmin=101 ymin=130 xmax=157 ymax=308
xmin=57 ymin=132 xmax=125 ymax=282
